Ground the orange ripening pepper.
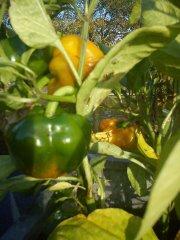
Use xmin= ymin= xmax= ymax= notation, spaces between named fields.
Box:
xmin=92 ymin=118 xmax=137 ymax=150
xmin=48 ymin=35 xmax=104 ymax=93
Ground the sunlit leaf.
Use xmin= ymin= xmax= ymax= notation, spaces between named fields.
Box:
xmin=76 ymin=24 xmax=180 ymax=116
xmin=142 ymin=0 xmax=180 ymax=27
xmin=129 ymin=0 xmax=142 ymax=26
xmin=9 ymin=0 xmax=59 ymax=48
xmin=48 ymin=182 xmax=74 ymax=191
xmin=136 ymin=131 xmax=180 ymax=239
xmin=48 ymin=208 xmax=157 ymax=240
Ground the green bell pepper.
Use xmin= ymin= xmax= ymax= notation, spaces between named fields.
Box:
xmin=5 ymin=111 xmax=91 ymax=179
xmin=0 ymin=35 xmax=52 ymax=76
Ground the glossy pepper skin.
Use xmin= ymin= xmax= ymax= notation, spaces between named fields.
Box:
xmin=95 ymin=118 xmax=137 ymax=149
xmin=5 ymin=111 xmax=91 ymax=179
xmin=0 ymin=36 xmax=52 ymax=76
xmin=48 ymin=35 xmax=104 ymax=93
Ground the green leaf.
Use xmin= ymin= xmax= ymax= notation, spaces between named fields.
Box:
xmin=168 ymin=0 xmax=180 ymax=8
xmin=48 ymin=182 xmax=74 ymax=191
xmin=9 ymin=0 xmax=80 ymax=84
xmin=136 ymin=131 xmax=180 ymax=239
xmin=142 ymin=0 xmax=180 ymax=27
xmin=0 ymin=175 xmax=44 ymax=194
xmin=123 ymin=59 xmax=150 ymax=93
xmin=90 ymin=142 xmax=149 ymax=171
xmin=0 ymin=0 xmax=8 ymax=27
xmin=48 ymin=208 xmax=157 ymax=240
xmin=151 ymin=34 xmax=180 ymax=78
xmin=0 ymin=66 xmax=17 ymax=85
xmin=21 ymin=48 xmax=36 ymax=65
xmin=129 ymin=0 xmax=142 ymax=26
xmin=9 ymin=0 xmax=59 ymax=48
xmin=175 ymin=193 xmax=180 ymax=219
xmin=141 ymin=0 xmax=180 ymax=77
xmin=0 ymin=155 xmax=16 ymax=180
xmin=76 ymin=24 xmax=180 ymax=116
xmin=127 ymin=163 xmax=151 ymax=196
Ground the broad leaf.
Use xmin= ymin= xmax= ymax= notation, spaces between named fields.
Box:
xmin=142 ymin=0 xmax=180 ymax=27
xmin=9 ymin=0 xmax=59 ymax=48
xmin=151 ymin=35 xmax=180 ymax=78
xmin=141 ymin=0 xmax=180 ymax=78
xmin=90 ymin=142 xmax=148 ymax=170
xmin=48 ymin=208 xmax=157 ymax=240
xmin=127 ymin=163 xmax=151 ymax=196
xmin=76 ymin=24 xmax=180 ymax=116
xmin=0 ymin=175 xmax=44 ymax=195
xmin=0 ymin=155 xmax=16 ymax=180
xmin=9 ymin=0 xmax=80 ymax=84
xmin=136 ymin=131 xmax=180 ymax=239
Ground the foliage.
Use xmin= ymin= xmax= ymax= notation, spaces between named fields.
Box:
xmin=0 ymin=0 xmax=179 ymax=239
xmin=49 ymin=208 xmax=157 ymax=240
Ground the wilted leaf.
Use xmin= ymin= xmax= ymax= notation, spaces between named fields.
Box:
xmin=48 ymin=208 xmax=157 ymax=240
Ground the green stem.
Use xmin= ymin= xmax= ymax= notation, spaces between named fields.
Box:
xmin=54 ymin=40 xmax=81 ymax=86
xmin=78 ymin=1 xmax=89 ymax=81
xmin=0 ymin=93 xmax=38 ymax=103
xmin=143 ymin=120 xmax=156 ymax=145
xmin=88 ymin=0 xmax=99 ymax=16
xmin=41 ymin=93 xmax=76 ymax=103
xmin=45 ymin=86 xmax=75 ymax=118
xmin=82 ymin=156 xmax=96 ymax=209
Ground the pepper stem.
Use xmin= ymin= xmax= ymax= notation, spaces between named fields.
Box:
xmin=45 ymin=86 xmax=75 ymax=118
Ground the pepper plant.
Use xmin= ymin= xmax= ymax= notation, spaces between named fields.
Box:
xmin=0 ymin=0 xmax=179 ymax=239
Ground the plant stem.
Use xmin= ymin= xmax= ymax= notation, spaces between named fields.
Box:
xmin=143 ymin=120 xmax=156 ymax=145
xmin=0 ymin=93 xmax=38 ymax=103
xmin=78 ymin=0 xmax=89 ymax=81
xmin=82 ymin=156 xmax=96 ymax=210
xmin=54 ymin=40 xmax=81 ymax=86
xmin=45 ymin=86 xmax=75 ymax=117
xmin=41 ymin=93 xmax=76 ymax=103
